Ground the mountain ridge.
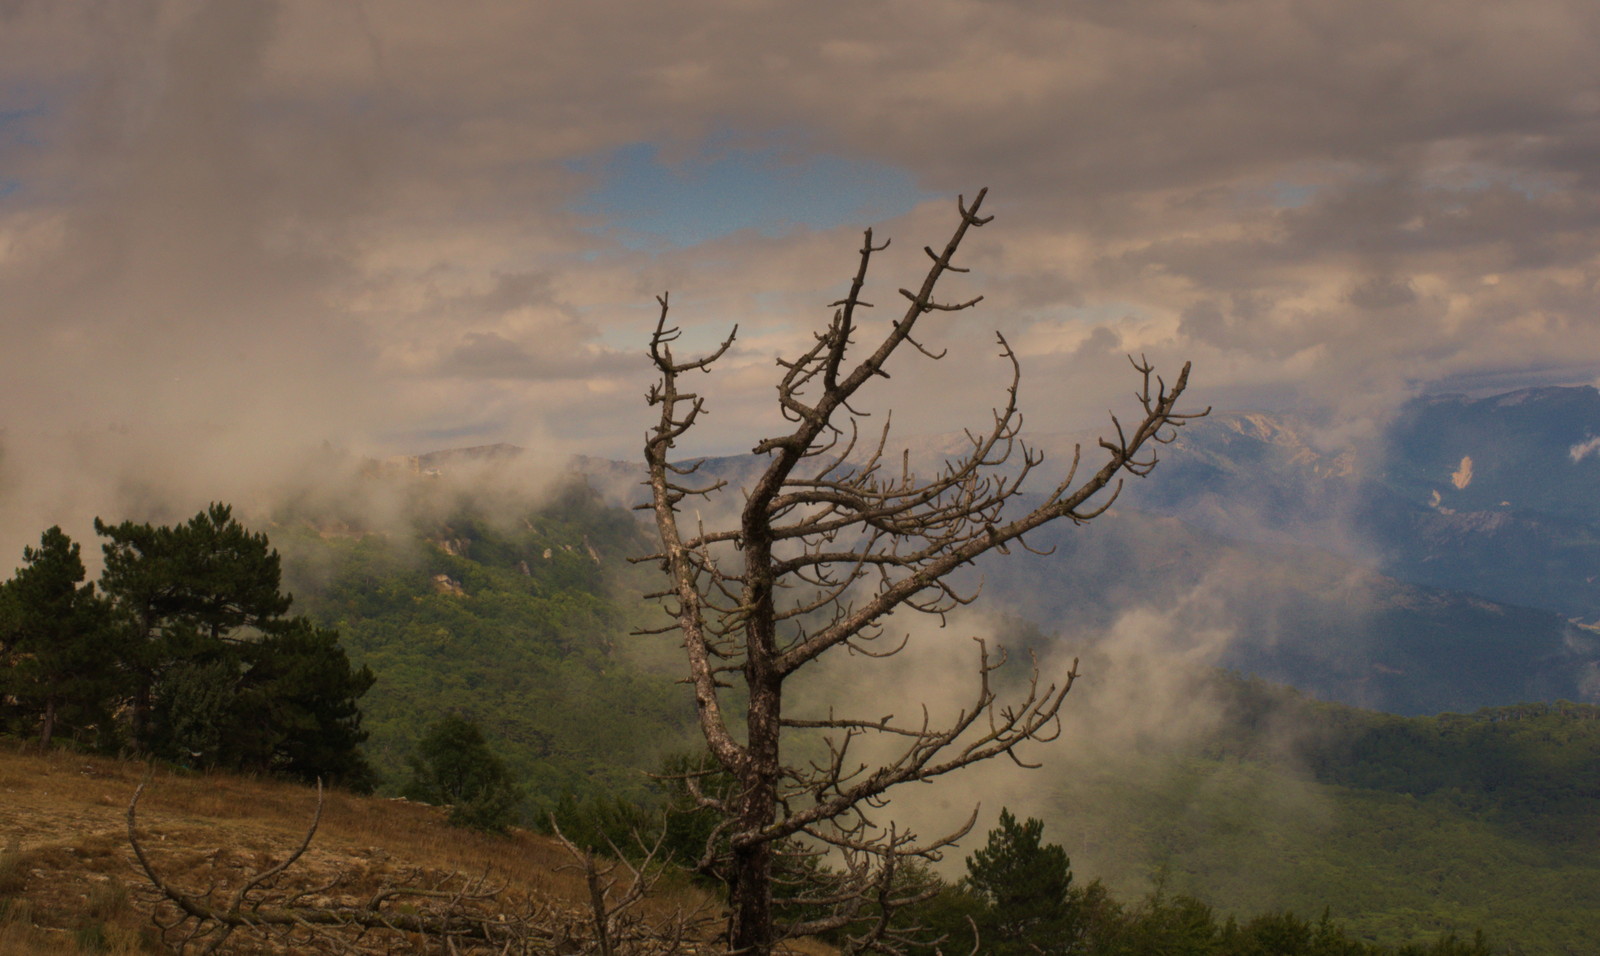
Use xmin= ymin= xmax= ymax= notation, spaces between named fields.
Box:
xmin=546 ymin=386 xmax=1600 ymax=715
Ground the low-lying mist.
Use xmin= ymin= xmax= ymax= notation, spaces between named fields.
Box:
xmin=0 ymin=427 xmax=567 ymax=576
xmin=789 ymin=594 xmax=1333 ymax=905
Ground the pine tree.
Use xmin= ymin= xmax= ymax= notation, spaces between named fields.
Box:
xmin=97 ymin=503 xmax=292 ymax=681
xmin=404 ymin=714 xmax=522 ymax=832
xmin=96 ymin=513 xmax=192 ymax=745
xmin=0 ymin=527 xmax=118 ymax=748
xmin=163 ymin=503 xmax=293 ymax=644
xmin=963 ymin=809 xmax=1083 ymax=955
xmin=95 ymin=504 xmax=374 ymax=784
xmin=236 ymin=619 xmax=376 ymax=790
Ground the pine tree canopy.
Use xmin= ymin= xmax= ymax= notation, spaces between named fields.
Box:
xmin=2 ymin=506 xmax=375 ymax=788
xmin=963 ymin=809 xmax=1081 ymax=955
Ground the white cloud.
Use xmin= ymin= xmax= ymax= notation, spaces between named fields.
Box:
xmin=1570 ymin=436 xmax=1600 ymax=463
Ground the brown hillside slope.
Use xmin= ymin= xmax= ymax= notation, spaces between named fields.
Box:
xmin=0 ymin=745 xmax=826 ymax=955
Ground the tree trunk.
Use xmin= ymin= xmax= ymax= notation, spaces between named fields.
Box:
xmin=728 ymin=835 xmax=774 ymax=954
xmin=131 ymin=682 xmax=152 ymax=753
xmin=40 ymin=697 xmax=56 ymax=749
xmin=728 ymin=662 xmax=781 ymax=954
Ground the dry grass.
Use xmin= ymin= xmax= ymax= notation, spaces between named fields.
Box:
xmin=0 ymin=742 xmax=826 ymax=955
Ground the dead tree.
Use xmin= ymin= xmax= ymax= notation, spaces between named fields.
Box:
xmin=641 ymin=188 xmax=1204 ymax=955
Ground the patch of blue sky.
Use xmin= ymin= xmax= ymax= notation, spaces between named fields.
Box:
xmin=1241 ymin=161 xmax=1372 ymax=210
xmin=0 ymin=105 xmax=36 ymax=123
xmin=1230 ymin=177 xmax=1321 ymax=211
xmin=1426 ymin=163 xmax=1562 ymax=200
xmin=570 ymin=138 xmax=930 ymax=249
xmin=0 ymin=103 xmax=49 ymax=146
xmin=0 ymin=101 xmax=50 ymax=199
xmin=1270 ymin=181 xmax=1318 ymax=208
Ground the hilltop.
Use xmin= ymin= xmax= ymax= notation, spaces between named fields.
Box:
xmin=0 ymin=745 xmax=809 ymax=955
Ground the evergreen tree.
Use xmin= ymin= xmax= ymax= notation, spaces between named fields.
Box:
xmin=160 ymin=503 xmax=293 ymax=643
xmin=97 ymin=502 xmax=293 ymax=719
xmin=0 ymin=527 xmax=119 ymax=748
xmin=404 ymin=714 xmax=522 ymax=832
xmin=96 ymin=513 xmax=196 ymax=744
xmin=149 ymin=658 xmax=237 ymax=766
xmin=963 ymin=808 xmax=1084 ymax=955
xmin=236 ymin=619 xmax=376 ymax=790
xmin=96 ymin=504 xmax=374 ymax=784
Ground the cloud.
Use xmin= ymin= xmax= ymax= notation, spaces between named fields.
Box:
xmin=2 ymin=0 xmax=1598 ymax=556
xmin=436 ymin=329 xmax=632 ymax=382
xmin=1571 ymin=436 xmax=1600 ymax=463
xmin=789 ymin=562 xmax=1337 ymax=892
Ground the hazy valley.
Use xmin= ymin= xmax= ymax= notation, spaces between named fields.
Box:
xmin=276 ymin=384 xmax=1600 ymax=952
xmin=5 ymin=384 xmax=1600 ymax=953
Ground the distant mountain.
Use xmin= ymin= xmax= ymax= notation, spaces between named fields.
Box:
xmin=275 ymin=478 xmax=698 ymax=809
xmin=973 ymin=506 xmax=1600 ymax=715
xmin=1380 ymin=386 xmax=1600 ymax=523
xmin=566 ymin=385 xmax=1600 ymax=715
xmin=280 ymin=411 xmax=1600 ymax=953
xmin=1128 ymin=387 xmax=1600 ymax=623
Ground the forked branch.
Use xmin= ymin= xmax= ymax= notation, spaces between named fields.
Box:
xmin=639 ymin=188 xmax=1204 ymax=955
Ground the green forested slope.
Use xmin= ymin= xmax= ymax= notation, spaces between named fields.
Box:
xmin=272 ymin=480 xmax=1598 ymax=952
xmin=277 ymin=480 xmax=699 ymax=810
xmin=1038 ymin=681 xmax=1600 ymax=954
xmin=1048 ymin=757 xmax=1597 ymax=953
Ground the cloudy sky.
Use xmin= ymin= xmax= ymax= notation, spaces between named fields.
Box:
xmin=2 ymin=0 xmax=1598 ymax=543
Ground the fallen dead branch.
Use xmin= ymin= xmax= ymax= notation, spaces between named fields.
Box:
xmin=126 ymin=773 xmax=714 ymax=954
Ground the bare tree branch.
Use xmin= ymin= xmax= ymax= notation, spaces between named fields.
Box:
xmin=640 ymin=189 xmax=1205 ymax=954
xmin=127 ymin=774 xmax=706 ymax=954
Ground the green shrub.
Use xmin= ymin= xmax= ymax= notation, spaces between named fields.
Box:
xmin=404 ymin=714 xmax=522 ymax=832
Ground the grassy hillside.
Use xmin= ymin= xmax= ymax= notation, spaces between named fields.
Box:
xmin=0 ymin=741 xmax=1509 ymax=956
xmin=0 ymin=745 xmax=755 ymax=955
